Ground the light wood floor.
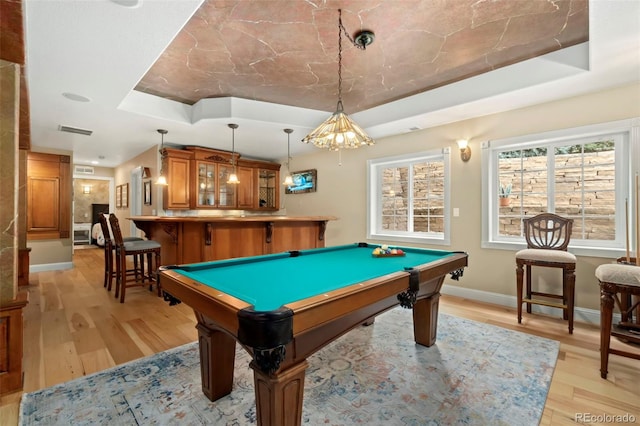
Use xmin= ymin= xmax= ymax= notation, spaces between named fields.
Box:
xmin=1 ymin=247 xmax=639 ymax=425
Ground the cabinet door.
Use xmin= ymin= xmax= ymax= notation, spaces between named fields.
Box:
xmin=195 ymin=161 xmax=217 ymax=207
xmin=165 ymin=156 xmax=190 ymax=209
xmin=217 ymin=164 xmax=237 ymax=208
xmin=257 ymin=168 xmax=279 ymax=210
xmin=237 ymin=166 xmax=255 ymax=209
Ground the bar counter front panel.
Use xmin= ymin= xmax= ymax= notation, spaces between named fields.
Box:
xmin=129 ymin=216 xmax=337 ymax=265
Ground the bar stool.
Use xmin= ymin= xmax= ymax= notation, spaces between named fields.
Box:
xmin=97 ymin=214 xmax=143 ymax=291
xmin=109 ymin=213 xmax=162 ymax=303
xmin=516 ymin=213 xmax=576 ymax=333
xmin=595 ymin=263 xmax=640 ymax=379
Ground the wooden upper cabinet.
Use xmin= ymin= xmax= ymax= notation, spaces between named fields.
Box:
xmin=26 ymin=152 xmax=71 ymax=239
xmin=162 ymin=148 xmax=192 ymax=210
xmin=190 ymin=148 xmax=238 ymax=209
xmin=240 ymin=159 xmax=281 ymax=211
xmin=164 ymin=146 xmax=281 ymax=211
xmin=236 ymin=166 xmax=255 ymax=209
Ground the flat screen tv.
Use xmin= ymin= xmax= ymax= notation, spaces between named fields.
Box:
xmin=285 ymin=169 xmax=317 ymax=194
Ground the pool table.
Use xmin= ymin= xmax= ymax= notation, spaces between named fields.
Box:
xmin=159 ymin=242 xmax=468 ymax=426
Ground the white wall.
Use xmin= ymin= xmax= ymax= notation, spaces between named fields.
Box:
xmin=283 ymin=82 xmax=640 ymax=314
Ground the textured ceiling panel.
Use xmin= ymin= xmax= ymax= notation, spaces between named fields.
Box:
xmin=136 ymin=0 xmax=589 ymax=113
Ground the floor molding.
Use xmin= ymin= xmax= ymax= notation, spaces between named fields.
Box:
xmin=29 ymin=262 xmax=74 ymax=273
xmin=442 ymin=283 xmax=604 ymax=327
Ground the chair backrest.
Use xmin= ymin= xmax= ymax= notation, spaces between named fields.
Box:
xmin=523 ymin=213 xmax=573 ymax=251
xmin=108 ymin=213 xmax=125 ymax=248
xmin=98 ymin=214 xmax=112 ymax=246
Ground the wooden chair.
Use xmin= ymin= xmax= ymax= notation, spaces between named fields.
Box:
xmin=108 ymin=213 xmax=162 ymax=303
xmin=595 ymin=263 xmax=640 ymax=379
xmin=97 ymin=214 xmax=143 ymax=291
xmin=516 ymin=213 xmax=576 ymax=333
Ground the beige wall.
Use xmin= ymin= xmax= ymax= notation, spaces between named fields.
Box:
xmin=113 ymin=145 xmax=159 ymax=238
xmin=73 ymin=178 xmax=110 ymax=223
xmin=283 ymin=82 xmax=640 ymax=314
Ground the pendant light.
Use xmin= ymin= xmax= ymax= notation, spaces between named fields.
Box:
xmin=227 ymin=123 xmax=240 ymax=184
xmin=155 ymin=129 xmax=168 ymax=186
xmin=282 ymin=128 xmax=294 ymax=186
xmin=302 ymin=9 xmax=375 ymax=151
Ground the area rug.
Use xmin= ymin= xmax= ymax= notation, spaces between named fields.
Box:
xmin=19 ymin=308 xmax=559 ymax=425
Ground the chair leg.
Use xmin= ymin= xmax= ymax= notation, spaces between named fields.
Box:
xmin=525 ymin=265 xmax=532 ymax=314
xmin=114 ymin=250 xmax=121 ymax=299
xmin=133 ymin=254 xmax=140 ymax=282
xmin=566 ymin=267 xmax=575 ymax=334
xmin=146 ymin=252 xmax=153 ymax=291
xmin=103 ymin=247 xmax=109 ymax=288
xmin=107 ymin=249 xmax=114 ymax=291
xmin=155 ymin=250 xmax=162 ymax=296
xmin=516 ymin=262 xmax=524 ymax=324
xmin=119 ymin=253 xmax=127 ymax=303
xmin=600 ymin=283 xmax=615 ymax=379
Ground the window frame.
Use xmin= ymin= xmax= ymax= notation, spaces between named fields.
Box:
xmin=367 ymin=148 xmax=451 ymax=246
xmin=481 ymin=118 xmax=639 ymax=258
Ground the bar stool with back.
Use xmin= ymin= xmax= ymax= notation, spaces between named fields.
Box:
xmin=595 ymin=263 xmax=640 ymax=379
xmin=516 ymin=213 xmax=576 ymax=333
xmin=108 ymin=213 xmax=162 ymax=303
xmin=98 ymin=213 xmax=145 ymax=292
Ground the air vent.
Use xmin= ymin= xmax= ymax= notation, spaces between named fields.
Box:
xmin=74 ymin=165 xmax=95 ymax=175
xmin=59 ymin=125 xmax=93 ymax=136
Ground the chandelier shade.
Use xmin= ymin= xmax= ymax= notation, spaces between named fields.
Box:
xmin=302 ymin=101 xmax=374 ymax=151
xmin=302 ymin=9 xmax=375 ymax=151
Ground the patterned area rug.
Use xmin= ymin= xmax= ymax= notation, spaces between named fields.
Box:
xmin=19 ymin=308 xmax=559 ymax=425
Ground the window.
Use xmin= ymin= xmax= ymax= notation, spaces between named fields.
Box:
xmin=482 ymin=118 xmax=639 ymax=257
xmin=368 ymin=149 xmax=451 ymax=245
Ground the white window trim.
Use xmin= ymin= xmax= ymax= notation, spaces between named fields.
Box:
xmin=367 ymin=148 xmax=451 ymax=246
xmin=481 ymin=118 xmax=640 ymax=258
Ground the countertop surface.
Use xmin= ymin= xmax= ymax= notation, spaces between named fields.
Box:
xmin=128 ymin=215 xmax=338 ymax=222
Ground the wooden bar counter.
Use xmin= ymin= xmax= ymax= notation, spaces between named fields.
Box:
xmin=129 ymin=216 xmax=337 ymax=266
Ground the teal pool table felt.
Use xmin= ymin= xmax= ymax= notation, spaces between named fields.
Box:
xmin=175 ymin=244 xmax=454 ymax=311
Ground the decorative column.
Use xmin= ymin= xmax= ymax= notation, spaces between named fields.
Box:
xmin=0 ymin=59 xmax=29 ymax=395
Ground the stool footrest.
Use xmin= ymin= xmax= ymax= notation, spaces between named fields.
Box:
xmin=522 ymin=298 xmax=567 ymax=310
xmin=529 ymin=291 xmax=564 ymax=300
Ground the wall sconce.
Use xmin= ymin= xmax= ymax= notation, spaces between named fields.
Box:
xmin=82 ymin=185 xmax=92 ymax=194
xmin=457 ymin=139 xmax=471 ymax=162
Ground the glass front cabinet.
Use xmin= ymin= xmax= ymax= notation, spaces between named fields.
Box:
xmin=237 ymin=159 xmax=280 ymax=211
xmin=163 ymin=146 xmax=280 ymax=211
xmin=258 ymin=168 xmax=278 ymax=210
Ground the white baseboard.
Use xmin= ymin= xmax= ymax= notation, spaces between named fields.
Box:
xmin=441 ymin=284 xmax=605 ymax=327
xmin=30 ymin=262 xmax=74 ymax=273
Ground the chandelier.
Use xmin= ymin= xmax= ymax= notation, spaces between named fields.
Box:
xmin=302 ymin=9 xmax=375 ymax=151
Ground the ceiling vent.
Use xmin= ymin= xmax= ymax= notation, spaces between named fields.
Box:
xmin=74 ymin=165 xmax=95 ymax=175
xmin=59 ymin=125 xmax=93 ymax=136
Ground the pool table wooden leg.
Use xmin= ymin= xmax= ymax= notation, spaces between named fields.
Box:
xmin=251 ymin=360 xmax=308 ymax=426
xmin=412 ymin=293 xmax=440 ymax=347
xmin=196 ymin=323 xmax=236 ymax=401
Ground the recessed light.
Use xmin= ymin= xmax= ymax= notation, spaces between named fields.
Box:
xmin=91 ymin=161 xmax=99 ymax=165
xmin=110 ymin=0 xmax=142 ymax=8
xmin=62 ymin=92 xmax=91 ymax=102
